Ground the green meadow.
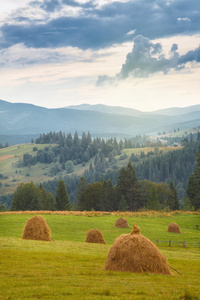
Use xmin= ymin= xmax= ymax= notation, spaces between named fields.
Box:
xmin=0 ymin=143 xmax=90 ymax=196
xmin=0 ymin=143 xmax=182 ymax=197
xmin=0 ymin=212 xmax=200 ymax=299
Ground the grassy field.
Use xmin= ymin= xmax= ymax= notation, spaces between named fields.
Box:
xmin=0 ymin=144 xmax=91 ymax=196
xmin=0 ymin=211 xmax=200 ymax=299
xmin=0 ymin=143 xmax=182 ymax=197
xmin=123 ymin=146 xmax=182 ymax=156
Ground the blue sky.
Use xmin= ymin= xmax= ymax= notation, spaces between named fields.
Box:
xmin=0 ymin=0 xmax=200 ymax=111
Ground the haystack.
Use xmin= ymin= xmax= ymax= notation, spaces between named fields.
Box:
xmin=114 ymin=217 xmax=130 ymax=228
xmin=104 ymin=223 xmax=171 ymax=275
xmin=22 ymin=215 xmax=51 ymax=241
xmin=168 ymin=222 xmax=181 ymax=233
xmin=85 ymin=229 xmax=106 ymax=244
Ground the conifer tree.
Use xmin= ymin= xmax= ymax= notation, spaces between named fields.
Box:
xmin=117 ymin=161 xmax=138 ymax=211
xmin=76 ymin=176 xmax=87 ymax=211
xmin=182 ymin=197 xmax=192 ymax=211
xmin=168 ymin=180 xmax=179 ymax=210
xmin=55 ymin=179 xmax=71 ymax=210
xmin=100 ymin=179 xmax=115 ymax=211
xmin=147 ymin=185 xmax=160 ymax=210
xmin=118 ymin=195 xmax=128 ymax=211
xmin=186 ymin=141 xmax=200 ymax=210
xmin=39 ymin=184 xmax=55 ymax=211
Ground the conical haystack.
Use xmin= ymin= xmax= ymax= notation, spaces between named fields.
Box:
xmin=168 ymin=222 xmax=181 ymax=233
xmin=22 ymin=215 xmax=51 ymax=241
xmin=104 ymin=223 xmax=171 ymax=275
xmin=114 ymin=217 xmax=130 ymax=228
xmin=85 ymin=229 xmax=106 ymax=244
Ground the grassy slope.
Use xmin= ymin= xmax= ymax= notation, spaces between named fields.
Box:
xmin=0 ymin=144 xmax=182 ymax=196
xmin=0 ymin=212 xmax=200 ymax=299
xmin=0 ymin=144 xmax=92 ymax=195
xmin=0 ymin=144 xmax=54 ymax=195
xmin=157 ymin=126 xmax=200 ymax=139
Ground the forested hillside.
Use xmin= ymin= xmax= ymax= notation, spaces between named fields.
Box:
xmin=0 ymin=130 xmax=199 ymax=211
xmin=134 ymin=142 xmax=197 ymax=198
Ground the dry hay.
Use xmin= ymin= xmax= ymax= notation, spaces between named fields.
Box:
xmin=114 ymin=217 xmax=130 ymax=228
xmin=104 ymin=223 xmax=171 ymax=275
xmin=22 ymin=215 xmax=52 ymax=241
xmin=168 ymin=222 xmax=181 ymax=233
xmin=2 ymin=210 xmax=200 ymax=216
xmin=85 ymin=229 xmax=106 ymax=244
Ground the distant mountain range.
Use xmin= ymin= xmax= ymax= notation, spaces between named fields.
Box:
xmin=1 ymin=99 xmax=200 ymax=145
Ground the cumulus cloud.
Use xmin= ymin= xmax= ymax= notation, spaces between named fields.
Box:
xmin=0 ymin=0 xmax=200 ymax=50
xmin=96 ymin=35 xmax=200 ymax=85
xmin=178 ymin=46 xmax=200 ymax=64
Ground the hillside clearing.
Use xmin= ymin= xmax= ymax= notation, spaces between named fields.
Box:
xmin=0 ymin=144 xmax=182 ymax=196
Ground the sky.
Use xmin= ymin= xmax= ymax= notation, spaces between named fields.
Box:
xmin=0 ymin=0 xmax=200 ymax=111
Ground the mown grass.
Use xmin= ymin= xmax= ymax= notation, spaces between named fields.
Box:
xmin=0 ymin=211 xmax=200 ymax=245
xmin=0 ymin=212 xmax=200 ymax=299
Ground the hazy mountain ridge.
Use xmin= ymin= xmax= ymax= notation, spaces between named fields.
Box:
xmin=0 ymin=99 xmax=200 ymax=145
xmin=153 ymin=105 xmax=200 ymax=116
xmin=66 ymin=103 xmax=143 ymax=117
xmin=66 ymin=103 xmax=200 ymax=117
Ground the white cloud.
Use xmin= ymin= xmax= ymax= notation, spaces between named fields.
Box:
xmin=177 ymin=17 xmax=191 ymax=22
xmin=0 ymin=1 xmax=199 ymax=111
xmin=127 ymin=29 xmax=136 ymax=35
xmin=96 ymin=35 xmax=200 ymax=85
xmin=0 ymin=0 xmax=32 ymax=22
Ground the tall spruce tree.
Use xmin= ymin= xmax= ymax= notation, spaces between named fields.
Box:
xmin=147 ymin=185 xmax=160 ymax=210
xmin=118 ymin=195 xmax=128 ymax=211
xmin=186 ymin=141 xmax=200 ymax=210
xmin=100 ymin=179 xmax=115 ymax=211
xmin=76 ymin=176 xmax=87 ymax=211
xmin=39 ymin=183 xmax=55 ymax=210
xmin=168 ymin=180 xmax=179 ymax=210
xmin=55 ymin=179 xmax=71 ymax=210
xmin=117 ymin=161 xmax=138 ymax=211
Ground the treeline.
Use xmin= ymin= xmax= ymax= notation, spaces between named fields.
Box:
xmin=186 ymin=141 xmax=200 ymax=210
xmin=9 ymin=162 xmax=180 ymax=212
xmin=134 ymin=142 xmax=198 ymax=201
xmin=20 ymin=139 xmax=200 ymax=205
xmin=76 ymin=162 xmax=179 ymax=211
xmin=78 ymin=141 xmax=198 ymax=203
xmin=23 ymin=131 xmax=120 ymax=167
xmin=21 ymin=131 xmax=199 ymax=180
xmin=31 ymin=131 xmax=168 ymax=165
xmin=0 ymin=142 xmax=9 ymax=149
xmin=35 ymin=131 xmax=156 ymax=149
xmin=0 ymin=194 xmax=12 ymax=211
xmin=5 ymin=144 xmax=200 ymax=212
xmin=22 ymin=131 xmax=150 ymax=168
xmin=2 ymin=132 xmax=200 ymax=211
xmin=2 ymin=140 xmax=199 ymax=210
xmin=10 ymin=179 xmax=71 ymax=211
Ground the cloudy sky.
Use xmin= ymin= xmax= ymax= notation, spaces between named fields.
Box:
xmin=0 ymin=0 xmax=200 ymax=111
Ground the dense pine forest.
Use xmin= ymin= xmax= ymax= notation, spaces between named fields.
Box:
xmin=1 ymin=130 xmax=200 ymax=211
